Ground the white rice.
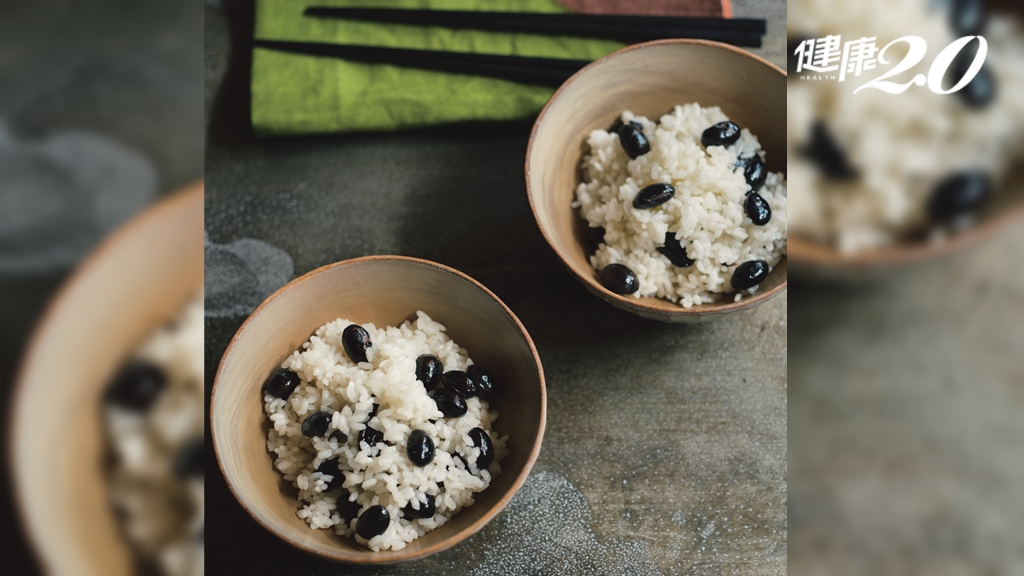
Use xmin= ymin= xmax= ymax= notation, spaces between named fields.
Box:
xmin=788 ymin=0 xmax=1024 ymax=253
xmin=574 ymin=104 xmax=788 ymax=308
xmin=264 ymin=311 xmax=508 ymax=551
xmin=104 ymin=294 xmax=204 ymax=576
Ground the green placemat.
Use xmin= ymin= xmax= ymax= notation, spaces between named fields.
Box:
xmin=252 ymin=0 xmax=624 ymax=135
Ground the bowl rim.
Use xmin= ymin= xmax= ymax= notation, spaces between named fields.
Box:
xmin=788 ymin=203 xmax=1024 ymax=270
xmin=524 ymin=38 xmax=788 ymax=319
xmin=210 ymin=254 xmax=548 ymax=564
xmin=7 ymin=181 xmax=204 ymax=574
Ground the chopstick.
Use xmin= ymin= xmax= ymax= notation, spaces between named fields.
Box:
xmin=304 ymin=7 xmax=765 ymax=48
xmin=253 ymin=40 xmax=591 ymax=87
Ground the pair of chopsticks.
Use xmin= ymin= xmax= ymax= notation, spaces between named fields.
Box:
xmin=254 ymin=8 xmax=767 ymax=88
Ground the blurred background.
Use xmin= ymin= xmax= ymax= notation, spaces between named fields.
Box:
xmin=788 ymin=0 xmax=1024 ymax=574
xmin=0 ymin=0 xmax=203 ymax=572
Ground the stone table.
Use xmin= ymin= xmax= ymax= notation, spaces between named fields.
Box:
xmin=204 ymin=1 xmax=787 ymax=574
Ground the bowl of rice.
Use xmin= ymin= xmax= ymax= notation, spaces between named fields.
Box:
xmin=787 ymin=0 xmax=1024 ymax=275
xmin=10 ymin=183 xmax=204 ymax=576
xmin=527 ymin=39 xmax=787 ymax=322
xmin=210 ymin=255 xmax=545 ymax=564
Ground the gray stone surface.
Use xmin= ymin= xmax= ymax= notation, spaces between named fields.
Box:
xmin=204 ymin=1 xmax=787 ymax=574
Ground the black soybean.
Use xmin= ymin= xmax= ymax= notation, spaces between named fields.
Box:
xmin=701 ymin=121 xmax=741 ymax=148
xmin=657 ymin=232 xmax=694 ymax=267
xmin=442 ymin=370 xmax=476 ymax=399
xmin=802 ymin=121 xmax=858 ymax=180
xmin=402 ymin=494 xmax=436 ymax=520
xmin=356 ymin=505 xmax=390 ymax=539
xmin=469 ymin=427 xmax=495 ymax=470
xmin=429 ymin=387 xmax=468 ymax=418
xmin=415 ymin=355 xmax=443 ymax=392
xmin=731 ymin=260 xmax=770 ymax=291
xmin=467 ymin=365 xmax=500 ymax=402
xmin=633 ymin=182 xmax=675 ymax=209
xmin=172 ymin=438 xmax=204 ymax=479
xmin=406 ymin=430 xmax=435 ymax=467
xmin=337 ymin=491 xmax=361 ymax=521
xmin=342 ymin=324 xmax=372 ymax=363
xmin=359 ymin=426 xmax=385 ymax=448
xmin=264 ymin=369 xmax=301 ymax=400
xmin=616 ymin=122 xmax=651 ymax=159
xmin=950 ymin=0 xmax=986 ymax=36
xmin=301 ymin=411 xmax=332 ymax=437
xmin=739 ymin=154 xmax=768 ymax=193
xmin=600 ymin=263 xmax=639 ymax=295
xmin=928 ymin=172 xmax=991 ymax=221
xmin=953 ymin=51 xmax=996 ymax=109
xmin=329 ymin=430 xmax=348 ymax=444
xmin=105 ymin=362 xmax=167 ymax=411
xmin=745 ymin=193 xmax=772 ymax=225
xmin=315 ymin=458 xmax=345 ymax=491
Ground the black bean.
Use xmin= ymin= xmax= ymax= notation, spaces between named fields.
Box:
xmin=336 ymin=490 xmax=361 ymax=521
xmin=105 ymin=362 xmax=166 ymax=411
xmin=342 ymin=324 xmax=372 ymax=363
xmin=587 ymin=225 xmax=606 ymax=248
xmin=358 ymin=426 xmax=385 ymax=448
xmin=402 ymin=494 xmax=436 ymax=520
xmin=633 ymin=183 xmax=675 ymax=209
xmin=928 ymin=172 xmax=991 ymax=221
xmin=467 ymin=365 xmax=500 ymax=402
xmin=442 ymin=370 xmax=476 ymax=399
xmin=329 ymin=430 xmax=348 ymax=444
xmin=264 ymin=369 xmax=301 ymax=400
xmin=415 ymin=355 xmax=443 ymax=392
xmin=406 ymin=430 xmax=435 ymax=467
xmin=428 ymin=387 xmax=468 ymax=418
xmin=172 ymin=438 xmax=204 ymax=479
xmin=739 ymin=154 xmax=768 ymax=193
xmin=801 ymin=121 xmax=858 ymax=180
xmin=953 ymin=51 xmax=996 ymax=109
xmin=701 ymin=121 xmax=741 ymax=148
xmin=731 ymin=260 xmax=770 ymax=291
xmin=617 ymin=122 xmax=651 ymax=159
xmin=301 ymin=411 xmax=332 ymax=437
xmin=355 ymin=505 xmax=390 ymax=539
xmin=950 ymin=0 xmax=986 ymax=36
xmin=315 ymin=457 xmax=345 ymax=491
xmin=469 ymin=427 xmax=495 ymax=470
xmin=745 ymin=193 xmax=772 ymax=226
xmin=600 ymin=263 xmax=639 ymax=295
xmin=657 ymin=232 xmax=695 ymax=267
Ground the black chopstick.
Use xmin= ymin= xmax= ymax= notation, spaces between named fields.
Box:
xmin=253 ymin=40 xmax=591 ymax=87
xmin=304 ymin=7 xmax=765 ymax=48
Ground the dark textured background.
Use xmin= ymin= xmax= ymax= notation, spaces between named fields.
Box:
xmin=204 ymin=0 xmax=787 ymax=574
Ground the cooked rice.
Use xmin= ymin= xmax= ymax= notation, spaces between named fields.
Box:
xmin=264 ymin=311 xmax=508 ymax=551
xmin=574 ymin=104 xmax=788 ymax=308
xmin=105 ymin=294 xmax=204 ymax=576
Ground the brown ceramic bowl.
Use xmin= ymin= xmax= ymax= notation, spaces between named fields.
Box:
xmin=9 ymin=183 xmax=204 ymax=575
xmin=210 ymin=256 xmax=546 ymax=564
xmin=526 ymin=39 xmax=788 ymax=323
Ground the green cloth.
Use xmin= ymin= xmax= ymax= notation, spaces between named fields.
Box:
xmin=252 ymin=0 xmax=624 ymax=135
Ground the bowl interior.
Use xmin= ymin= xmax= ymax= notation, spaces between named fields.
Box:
xmin=211 ymin=257 xmax=545 ymax=564
xmin=527 ymin=40 xmax=787 ymax=321
xmin=10 ymin=184 xmax=204 ymax=576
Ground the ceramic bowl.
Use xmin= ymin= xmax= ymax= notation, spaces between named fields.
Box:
xmin=210 ymin=255 xmax=546 ymax=564
xmin=526 ymin=39 xmax=787 ymax=323
xmin=9 ymin=183 xmax=204 ymax=575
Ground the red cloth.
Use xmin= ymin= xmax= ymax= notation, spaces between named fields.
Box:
xmin=555 ymin=0 xmax=730 ymax=17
